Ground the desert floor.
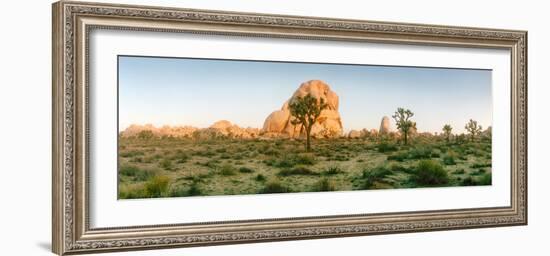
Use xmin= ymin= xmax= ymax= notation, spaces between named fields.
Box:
xmin=117 ymin=136 xmax=492 ymax=199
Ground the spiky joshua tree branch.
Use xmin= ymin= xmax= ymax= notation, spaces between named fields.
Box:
xmin=289 ymin=94 xmax=328 ymax=152
xmin=392 ymin=107 xmax=416 ymax=145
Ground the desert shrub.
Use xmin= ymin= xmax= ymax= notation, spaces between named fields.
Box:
xmin=328 ymin=154 xmax=350 ymax=161
xmin=159 ymin=159 xmax=174 ymax=170
xmin=377 ymin=141 xmax=398 ymax=153
xmin=453 ymin=169 xmax=465 ymax=174
xmin=130 ymin=156 xmax=143 ymax=163
xmin=321 ymin=166 xmax=343 ymax=176
xmin=255 ymin=174 xmax=266 ymax=182
xmin=471 ymin=162 xmax=492 ymax=168
xmin=431 ymin=152 xmax=441 ymax=158
xmin=410 ymin=160 xmax=449 ymax=186
xmin=356 ymin=159 xmax=364 ymax=162
xmin=471 ymin=169 xmax=486 ymax=175
xmin=196 ymin=159 xmax=220 ymax=168
xmin=275 ymin=156 xmax=296 ymax=168
xmin=187 ymin=182 xmax=203 ymax=196
xmin=263 ymin=158 xmax=277 ymax=166
xmin=119 ymin=150 xmax=144 ymax=158
xmin=387 ymin=151 xmax=407 ymax=162
xmin=215 ymin=148 xmax=227 ymax=153
xmin=194 ymin=150 xmax=216 ymax=157
xmin=169 ymin=186 xmax=188 ymax=197
xmin=390 ymin=164 xmax=410 ymax=173
xmin=356 ymin=166 xmax=392 ymax=189
xmin=311 ymin=178 xmax=337 ymax=192
xmin=408 ymin=146 xmax=433 ymax=159
xmin=219 ymin=153 xmax=231 ymax=159
xmin=461 ymin=173 xmax=491 ymax=186
xmin=260 ymin=148 xmax=281 ymax=156
xmin=238 ymin=166 xmax=254 ymax=173
xmin=294 ymin=153 xmax=317 ymax=165
xmin=259 ymin=179 xmax=290 ymax=194
xmin=478 ymin=173 xmax=492 ymax=185
xmin=266 ymin=154 xmax=317 ymax=168
xmin=219 ymin=164 xmax=237 ymax=176
xmin=145 ymin=175 xmax=170 ymax=197
xmin=171 ymin=150 xmax=189 ymax=163
xmin=118 ymin=184 xmax=148 ymax=199
xmin=119 ymin=165 xmax=154 ymax=181
xmin=278 ymin=166 xmax=318 ymax=176
xmin=181 ymin=174 xmax=202 ymax=183
xmin=442 ymin=154 xmax=456 ymax=165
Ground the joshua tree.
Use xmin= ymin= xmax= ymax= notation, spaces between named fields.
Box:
xmin=465 ymin=119 xmax=482 ymax=141
xmin=289 ymin=94 xmax=328 ymax=152
xmin=392 ymin=107 xmax=416 ymax=145
xmin=442 ymin=124 xmax=453 ymax=142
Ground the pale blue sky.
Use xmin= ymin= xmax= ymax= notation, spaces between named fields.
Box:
xmin=118 ymin=56 xmax=492 ymax=134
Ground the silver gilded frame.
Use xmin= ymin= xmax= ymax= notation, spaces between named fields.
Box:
xmin=52 ymin=1 xmax=527 ymax=255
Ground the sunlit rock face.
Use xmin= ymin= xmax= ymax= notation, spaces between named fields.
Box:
xmin=262 ymin=80 xmax=343 ymax=138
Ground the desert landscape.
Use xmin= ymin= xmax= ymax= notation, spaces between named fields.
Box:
xmin=118 ymin=80 xmax=492 ymax=199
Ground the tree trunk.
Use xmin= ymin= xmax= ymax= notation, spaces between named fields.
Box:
xmin=305 ymin=129 xmax=311 ymax=152
xmin=404 ymin=132 xmax=408 ymax=145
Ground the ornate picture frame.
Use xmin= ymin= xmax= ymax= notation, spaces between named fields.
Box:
xmin=52 ymin=1 xmax=527 ymax=255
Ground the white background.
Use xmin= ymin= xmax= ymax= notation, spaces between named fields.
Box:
xmin=90 ymin=30 xmax=510 ymax=227
xmin=0 ymin=0 xmax=547 ymax=255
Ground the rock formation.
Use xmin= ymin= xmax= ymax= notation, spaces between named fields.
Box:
xmin=262 ymin=80 xmax=343 ymax=138
xmin=348 ymin=130 xmax=361 ymax=139
xmin=379 ymin=116 xmax=391 ymax=134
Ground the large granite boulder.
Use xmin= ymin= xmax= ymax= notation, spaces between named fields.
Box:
xmin=262 ymin=80 xmax=343 ymax=138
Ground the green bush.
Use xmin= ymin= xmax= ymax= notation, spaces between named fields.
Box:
xmin=321 ymin=166 xmax=343 ymax=176
xmin=145 ymin=175 xmax=170 ymax=197
xmin=478 ymin=173 xmax=492 ymax=185
xmin=238 ymin=166 xmax=255 ymax=173
xmin=471 ymin=169 xmax=486 ymax=175
xmin=387 ymin=151 xmax=407 ymax=162
xmin=453 ymin=169 xmax=465 ymax=174
xmin=471 ymin=163 xmax=492 ymax=168
xmin=377 ymin=141 xmax=398 ymax=153
xmin=119 ymin=165 xmax=154 ymax=181
xmin=442 ymin=154 xmax=456 ymax=165
xmin=187 ymin=182 xmax=204 ymax=196
xmin=265 ymin=154 xmax=317 ymax=168
xmin=312 ymin=178 xmax=337 ymax=192
xmin=159 ymin=159 xmax=174 ymax=170
xmin=461 ymin=173 xmax=491 ymax=186
xmin=119 ymin=150 xmax=144 ymax=158
xmin=171 ymin=150 xmax=189 ymax=163
xmin=219 ymin=164 xmax=237 ymax=176
xmin=255 ymin=174 xmax=266 ymax=182
xmin=278 ymin=166 xmax=318 ymax=176
xmin=260 ymin=179 xmax=290 ymax=194
xmin=410 ymin=160 xmax=449 ymax=186
xmin=408 ymin=147 xmax=433 ymax=159
xmin=118 ymin=184 xmax=148 ymax=199
xmin=356 ymin=166 xmax=392 ymax=189
xmin=390 ymin=164 xmax=410 ymax=173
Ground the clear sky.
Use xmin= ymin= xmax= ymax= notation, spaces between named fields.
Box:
xmin=118 ymin=56 xmax=492 ymax=134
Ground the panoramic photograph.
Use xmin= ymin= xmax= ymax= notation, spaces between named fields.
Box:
xmin=117 ymin=56 xmax=493 ymax=199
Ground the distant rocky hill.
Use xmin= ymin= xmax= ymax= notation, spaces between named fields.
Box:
xmin=120 ymin=120 xmax=260 ymax=139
